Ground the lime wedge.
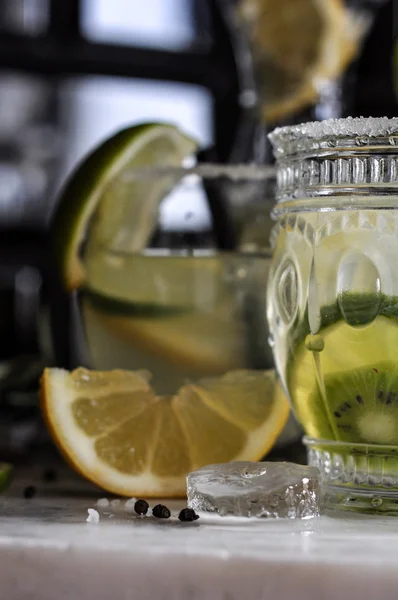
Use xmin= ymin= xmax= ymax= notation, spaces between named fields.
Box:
xmin=0 ymin=463 xmax=13 ymax=492
xmin=52 ymin=123 xmax=198 ymax=290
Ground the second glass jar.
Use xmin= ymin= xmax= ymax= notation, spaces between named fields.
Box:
xmin=268 ymin=117 xmax=398 ymax=513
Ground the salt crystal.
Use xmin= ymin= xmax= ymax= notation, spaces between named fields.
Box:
xmin=147 ymin=507 xmax=153 ymax=517
xmin=86 ymin=508 xmax=100 ymax=524
xmin=96 ymin=498 xmax=109 ymax=508
xmin=124 ymin=497 xmax=137 ymax=512
xmin=110 ymin=499 xmax=121 ymax=507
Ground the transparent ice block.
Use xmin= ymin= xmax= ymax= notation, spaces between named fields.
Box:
xmin=187 ymin=462 xmax=323 ymax=519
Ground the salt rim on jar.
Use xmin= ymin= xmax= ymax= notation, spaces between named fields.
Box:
xmin=269 ymin=117 xmax=398 ymax=159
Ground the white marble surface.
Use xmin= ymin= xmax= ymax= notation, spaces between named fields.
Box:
xmin=1 ymin=472 xmax=398 ymax=600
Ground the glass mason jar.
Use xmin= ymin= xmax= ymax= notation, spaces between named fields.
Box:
xmin=268 ymin=117 xmax=398 ymax=513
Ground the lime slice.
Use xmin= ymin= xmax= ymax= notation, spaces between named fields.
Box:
xmin=52 ymin=123 xmax=198 ymax=290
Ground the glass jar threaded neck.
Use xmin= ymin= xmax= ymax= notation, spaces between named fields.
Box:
xmin=269 ymin=117 xmax=398 ymax=209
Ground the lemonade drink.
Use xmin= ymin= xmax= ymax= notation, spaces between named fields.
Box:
xmin=81 ymin=243 xmax=274 ymax=394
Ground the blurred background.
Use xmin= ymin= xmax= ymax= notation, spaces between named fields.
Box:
xmin=0 ymin=0 xmax=396 ymax=462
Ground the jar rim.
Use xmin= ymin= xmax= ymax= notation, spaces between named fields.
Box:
xmin=269 ymin=116 xmax=398 ymax=159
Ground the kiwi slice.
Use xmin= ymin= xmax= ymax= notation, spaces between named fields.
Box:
xmin=286 ymin=294 xmax=398 ymax=443
xmin=308 ymin=362 xmax=398 ymax=444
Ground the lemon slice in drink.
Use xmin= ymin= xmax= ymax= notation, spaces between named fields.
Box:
xmin=40 ymin=367 xmax=289 ymax=497
xmin=81 ymin=251 xmax=254 ymax=375
xmin=238 ymin=0 xmax=365 ymax=122
xmin=83 ymin=299 xmax=247 ymax=375
xmin=52 ymin=123 xmax=197 ymax=290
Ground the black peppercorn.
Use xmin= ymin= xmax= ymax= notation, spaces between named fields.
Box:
xmin=23 ymin=485 xmax=36 ymax=499
xmin=178 ymin=508 xmax=199 ymax=522
xmin=134 ymin=499 xmax=149 ymax=515
xmin=152 ymin=504 xmax=171 ymax=519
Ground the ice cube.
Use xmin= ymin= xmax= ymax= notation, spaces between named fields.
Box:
xmin=187 ymin=462 xmax=322 ymax=519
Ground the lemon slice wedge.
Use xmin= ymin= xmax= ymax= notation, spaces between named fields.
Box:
xmin=238 ymin=0 xmax=366 ymax=122
xmin=40 ymin=367 xmax=289 ymax=497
